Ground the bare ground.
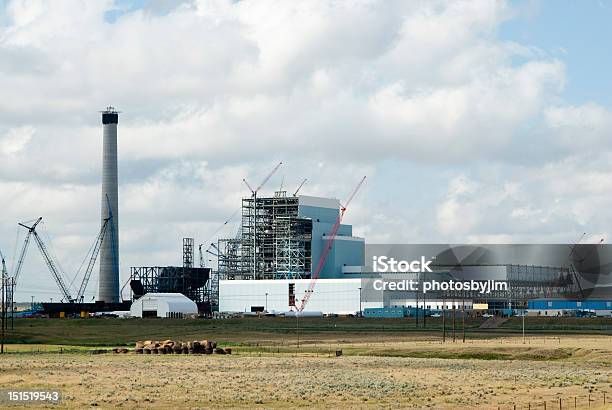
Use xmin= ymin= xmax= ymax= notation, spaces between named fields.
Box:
xmin=0 ymin=336 xmax=611 ymax=409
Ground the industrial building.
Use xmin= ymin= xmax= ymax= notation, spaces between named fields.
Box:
xmin=129 ymin=238 xmax=214 ymax=314
xmin=217 ymin=193 xmax=364 ymax=280
xmin=219 ymin=279 xmax=364 ymax=314
xmin=129 ymin=293 xmax=198 ymax=318
xmin=527 ymin=299 xmax=612 ymax=317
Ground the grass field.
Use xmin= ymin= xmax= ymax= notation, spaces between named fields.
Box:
xmin=3 ymin=316 xmax=612 ymax=347
xmin=0 ymin=317 xmax=611 ymax=408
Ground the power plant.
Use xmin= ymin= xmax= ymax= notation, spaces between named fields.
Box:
xmin=1 ymin=107 xmax=610 ymax=320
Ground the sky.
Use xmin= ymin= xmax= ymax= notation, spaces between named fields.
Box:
xmin=0 ymin=0 xmax=611 ymax=301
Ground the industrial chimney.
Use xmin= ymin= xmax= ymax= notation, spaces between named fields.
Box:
xmin=99 ymin=107 xmax=120 ymax=303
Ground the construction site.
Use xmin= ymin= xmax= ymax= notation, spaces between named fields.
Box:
xmin=0 ymin=107 xmax=610 ymax=323
xmin=0 ymin=108 xmax=610 ymax=410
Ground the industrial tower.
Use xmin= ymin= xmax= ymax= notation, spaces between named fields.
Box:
xmin=99 ymin=107 xmax=120 ymax=303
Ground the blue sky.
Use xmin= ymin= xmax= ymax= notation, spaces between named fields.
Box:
xmin=500 ymin=0 xmax=612 ymax=105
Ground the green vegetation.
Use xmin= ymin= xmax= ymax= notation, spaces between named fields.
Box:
xmin=2 ymin=316 xmax=610 ymax=347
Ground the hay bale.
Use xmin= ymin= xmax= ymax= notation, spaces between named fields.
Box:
xmin=164 ymin=346 xmax=173 ymax=354
xmin=182 ymin=346 xmax=189 ymax=354
xmin=211 ymin=341 xmax=217 ymax=349
xmin=151 ymin=348 xmax=159 ymax=354
xmin=135 ymin=341 xmax=145 ymax=349
xmin=173 ymin=345 xmax=182 ymax=354
xmin=224 ymin=348 xmax=232 ymax=355
xmin=143 ymin=348 xmax=151 ymax=354
xmin=214 ymin=348 xmax=226 ymax=355
xmin=205 ymin=348 xmax=213 ymax=355
xmin=135 ymin=348 xmax=143 ymax=354
xmin=144 ymin=340 xmax=152 ymax=346
xmin=119 ymin=348 xmax=129 ymax=354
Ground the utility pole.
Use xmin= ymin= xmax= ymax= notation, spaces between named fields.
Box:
xmin=442 ymin=294 xmax=446 ymax=343
xmin=11 ymin=278 xmax=15 ymax=330
xmin=462 ymin=295 xmax=465 ymax=343
xmin=452 ymin=301 xmax=456 ymax=343
xmin=265 ymin=292 xmax=268 ymax=312
xmin=522 ymin=298 xmax=526 ymax=344
xmin=358 ymin=287 xmax=362 ymax=317
xmin=1 ymin=274 xmax=5 ymax=354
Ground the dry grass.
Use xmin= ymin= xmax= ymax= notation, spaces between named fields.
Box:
xmin=1 ymin=336 xmax=611 ymax=409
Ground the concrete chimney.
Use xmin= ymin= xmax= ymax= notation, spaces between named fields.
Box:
xmin=99 ymin=107 xmax=120 ymax=303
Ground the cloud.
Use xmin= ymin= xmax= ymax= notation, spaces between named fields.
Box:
xmin=0 ymin=0 xmax=610 ymax=300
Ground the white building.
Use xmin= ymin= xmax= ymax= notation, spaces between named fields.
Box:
xmin=129 ymin=293 xmax=198 ymax=318
xmin=219 ymin=279 xmax=373 ymax=314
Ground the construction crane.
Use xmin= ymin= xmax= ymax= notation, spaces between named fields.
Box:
xmin=293 ymin=178 xmax=307 ymax=196
xmin=243 ymin=161 xmax=283 ymax=279
xmin=13 ymin=217 xmax=42 ymax=286
xmin=297 ymin=176 xmax=366 ymax=312
xmin=13 ymin=216 xmax=112 ymax=304
xmin=17 ymin=219 xmax=75 ymax=303
xmin=75 ymin=218 xmax=110 ymax=302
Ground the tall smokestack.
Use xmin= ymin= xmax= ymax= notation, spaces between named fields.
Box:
xmin=99 ymin=107 xmax=120 ymax=303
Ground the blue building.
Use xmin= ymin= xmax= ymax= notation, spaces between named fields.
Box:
xmin=528 ymin=299 xmax=612 ymax=317
xmin=217 ymin=192 xmax=364 ymax=280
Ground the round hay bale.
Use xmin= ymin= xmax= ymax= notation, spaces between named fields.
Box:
xmin=135 ymin=348 xmax=143 ymax=354
xmin=173 ymin=345 xmax=182 ymax=354
xmin=119 ymin=348 xmax=129 ymax=354
xmin=214 ymin=348 xmax=225 ymax=355
xmin=143 ymin=348 xmax=151 ymax=355
xmin=151 ymin=348 xmax=159 ymax=354
xmin=205 ymin=348 xmax=213 ymax=355
xmin=144 ymin=340 xmax=152 ymax=346
xmin=188 ymin=348 xmax=194 ymax=354
xmin=224 ymin=348 xmax=232 ymax=355
xmin=135 ymin=341 xmax=145 ymax=349
xmin=182 ymin=346 xmax=189 ymax=354
xmin=165 ymin=346 xmax=173 ymax=354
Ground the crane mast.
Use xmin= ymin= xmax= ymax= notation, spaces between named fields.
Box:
xmin=75 ymin=218 xmax=110 ymax=302
xmin=297 ymin=176 xmax=366 ymax=312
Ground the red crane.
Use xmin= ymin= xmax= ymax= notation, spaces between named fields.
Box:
xmin=296 ymin=176 xmax=366 ymax=312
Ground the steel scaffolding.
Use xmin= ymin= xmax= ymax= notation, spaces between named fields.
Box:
xmin=219 ymin=191 xmax=313 ymax=280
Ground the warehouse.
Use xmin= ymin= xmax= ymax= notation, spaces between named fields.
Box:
xmin=130 ymin=293 xmax=198 ymax=318
xmin=527 ymin=299 xmax=612 ymax=317
xmin=219 ymin=279 xmax=369 ymax=314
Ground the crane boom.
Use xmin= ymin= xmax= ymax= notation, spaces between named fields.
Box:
xmin=297 ymin=176 xmax=366 ymax=312
xmin=76 ymin=218 xmax=110 ymax=301
xmin=31 ymin=230 xmax=74 ymax=302
xmin=13 ymin=217 xmax=43 ymax=285
xmin=293 ymin=178 xmax=307 ymax=196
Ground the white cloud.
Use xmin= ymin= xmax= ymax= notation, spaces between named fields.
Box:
xmin=0 ymin=0 xmax=609 ymax=300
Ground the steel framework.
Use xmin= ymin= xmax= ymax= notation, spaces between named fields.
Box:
xmin=218 ymin=191 xmax=313 ymax=280
xmin=130 ymin=266 xmax=210 ymax=304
